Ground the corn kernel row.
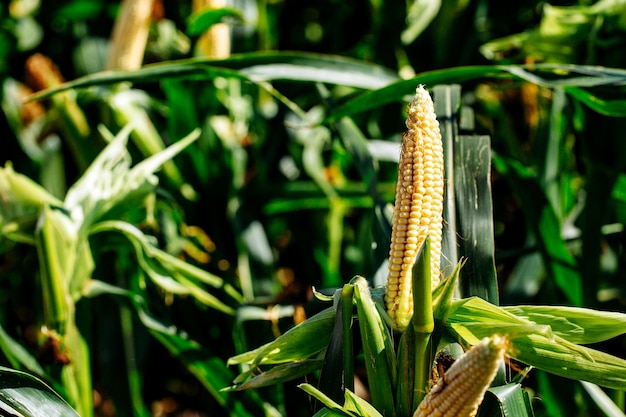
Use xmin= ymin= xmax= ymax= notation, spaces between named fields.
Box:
xmin=385 ymin=85 xmax=445 ymax=331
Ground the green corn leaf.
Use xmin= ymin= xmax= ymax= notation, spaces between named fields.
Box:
xmin=34 ymin=205 xmax=93 ymax=415
xmin=435 ymin=84 xmax=461 ymax=270
xmin=327 ymin=64 xmax=626 ymax=122
xmin=401 ymin=0 xmax=441 ymax=45
xmin=89 ymin=220 xmax=239 ymax=314
xmin=479 ymin=383 xmax=535 ymax=417
xmin=0 ymin=367 xmax=80 ymax=417
xmin=0 ymin=324 xmax=44 ymax=377
xmin=299 ymin=383 xmax=347 ymax=414
xmin=65 ymin=126 xmax=199 ymax=231
xmin=352 ymin=276 xmax=396 ymax=416
xmin=503 ymin=305 xmax=626 ymax=344
xmin=446 ymin=297 xmax=526 ymax=332
xmin=445 ymin=297 xmax=626 ymax=390
xmin=564 ymin=86 xmax=626 ymax=117
xmin=116 ymin=124 xmax=200 ymax=201
xmin=29 ymin=52 xmax=399 ymax=102
xmin=228 ymin=307 xmax=335 ymax=367
xmin=343 ymin=389 xmax=384 ymax=417
xmin=187 ymin=7 xmax=243 ymax=36
xmin=312 ymin=408 xmax=350 ymax=417
xmin=63 ymin=123 xmax=137 ymax=229
xmin=580 ymin=381 xmax=626 ymax=417
xmin=106 ymin=92 xmax=197 ymax=199
xmin=227 ymin=359 xmax=323 ymax=391
xmin=300 ymin=383 xmax=385 ymax=417
xmin=510 ymin=333 xmax=626 ymax=391
xmin=0 ymin=163 xmax=62 ymax=219
xmin=453 ymin=134 xmax=498 ymax=302
xmin=327 ymin=66 xmax=502 ymax=122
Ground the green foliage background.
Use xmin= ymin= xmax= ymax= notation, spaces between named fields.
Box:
xmin=0 ymin=0 xmax=625 ymax=416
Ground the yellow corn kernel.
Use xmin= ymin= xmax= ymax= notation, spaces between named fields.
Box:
xmin=385 ymin=85 xmax=444 ymax=331
xmin=413 ymin=335 xmax=508 ymax=417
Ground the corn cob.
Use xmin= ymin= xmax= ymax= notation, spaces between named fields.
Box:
xmin=106 ymin=0 xmax=153 ymax=70
xmin=413 ymin=335 xmax=508 ymax=417
xmin=385 ymin=85 xmax=445 ymax=331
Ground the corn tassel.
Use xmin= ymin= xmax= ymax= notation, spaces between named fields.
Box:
xmin=413 ymin=335 xmax=508 ymax=417
xmin=385 ymin=85 xmax=445 ymax=331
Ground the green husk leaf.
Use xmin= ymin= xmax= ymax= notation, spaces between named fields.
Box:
xmin=352 ymin=276 xmax=396 ymax=416
xmin=412 ymin=238 xmax=433 ymax=410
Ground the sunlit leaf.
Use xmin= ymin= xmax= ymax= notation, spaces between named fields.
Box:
xmin=299 ymin=383 xmax=346 ymax=414
xmin=343 ymin=389 xmax=384 ymax=417
xmin=352 ymin=277 xmax=396 ymax=415
xmin=479 ymin=383 xmax=534 ymax=417
xmin=228 ymin=307 xmax=335 ymax=366
xmin=446 ymin=297 xmax=626 ymax=390
xmin=228 ymin=359 xmax=323 ymax=391
xmin=503 ymin=305 xmax=626 ymax=344
xmin=30 ymin=52 xmax=399 ymax=102
xmin=0 ymin=367 xmax=80 ymax=417
xmin=328 ymin=64 xmax=626 ymax=121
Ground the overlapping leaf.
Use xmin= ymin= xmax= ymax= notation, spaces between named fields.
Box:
xmin=445 ymin=297 xmax=626 ymax=390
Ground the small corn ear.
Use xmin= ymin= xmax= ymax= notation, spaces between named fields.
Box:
xmin=385 ymin=85 xmax=445 ymax=331
xmin=413 ymin=335 xmax=508 ymax=417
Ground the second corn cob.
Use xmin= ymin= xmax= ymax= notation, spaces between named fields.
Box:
xmin=413 ymin=335 xmax=508 ymax=417
xmin=385 ymin=85 xmax=445 ymax=331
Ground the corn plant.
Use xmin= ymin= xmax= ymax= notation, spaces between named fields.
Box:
xmin=226 ymin=83 xmax=626 ymax=417
xmin=21 ymin=54 xmax=626 ymax=416
xmin=0 ymin=125 xmax=274 ymax=416
xmin=3 ymin=1 xmax=626 ymax=416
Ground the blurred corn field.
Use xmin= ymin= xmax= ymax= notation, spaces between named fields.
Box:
xmin=1 ymin=0 xmax=626 ymax=416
